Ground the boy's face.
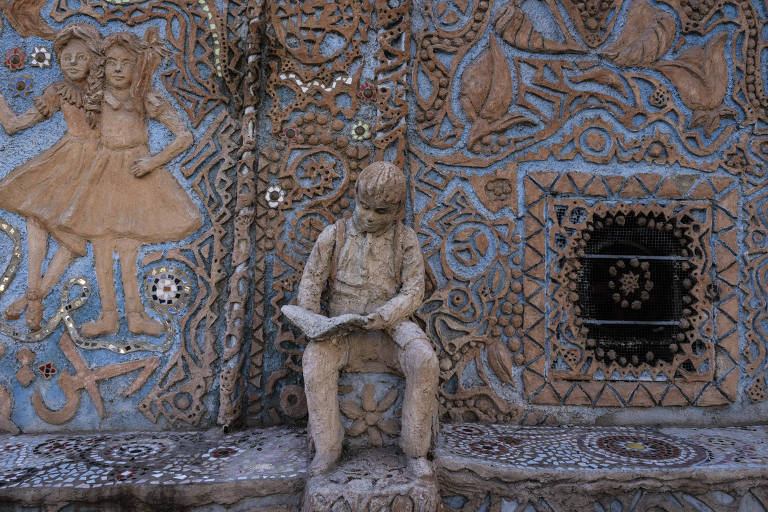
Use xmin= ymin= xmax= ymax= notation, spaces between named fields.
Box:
xmin=353 ymin=193 xmax=400 ymax=234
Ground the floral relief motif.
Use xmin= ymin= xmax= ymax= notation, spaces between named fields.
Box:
xmin=340 ymin=383 xmax=400 ymax=447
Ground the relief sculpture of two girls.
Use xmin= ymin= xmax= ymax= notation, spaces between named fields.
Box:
xmin=0 ymin=23 xmax=201 ymax=339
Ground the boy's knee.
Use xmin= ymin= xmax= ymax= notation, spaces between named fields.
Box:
xmin=402 ymin=338 xmax=438 ymax=383
xmin=303 ymin=342 xmax=341 ymax=383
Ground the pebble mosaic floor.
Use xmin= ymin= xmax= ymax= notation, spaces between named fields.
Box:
xmin=438 ymin=424 xmax=768 ymax=471
xmin=0 ymin=427 xmax=308 ymax=490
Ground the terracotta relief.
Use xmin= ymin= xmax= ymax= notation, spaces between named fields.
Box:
xmin=252 ymin=0 xmax=412 ymax=426
xmin=529 ymin=175 xmax=739 ymax=406
xmin=0 ymin=23 xmax=102 ymax=332
xmin=404 ymin=0 xmax=766 ymax=422
xmin=0 ymin=0 xmax=253 ymax=430
xmin=245 ymin=0 xmax=768 ymax=428
xmin=0 ymin=26 xmax=199 ymax=350
xmin=0 ymin=0 xmax=764 ymax=433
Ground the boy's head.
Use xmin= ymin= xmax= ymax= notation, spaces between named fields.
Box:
xmin=353 ymin=162 xmax=406 ymax=234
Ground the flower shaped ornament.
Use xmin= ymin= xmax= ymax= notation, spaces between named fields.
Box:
xmin=340 ymin=383 xmax=399 ymax=447
xmin=266 ymin=185 xmax=285 ymax=208
xmin=358 ymin=82 xmax=376 ymax=103
xmin=350 ymin=120 xmax=371 ymax=141
xmin=30 ymin=47 xmax=52 ymax=69
xmin=4 ymin=48 xmax=25 ymax=71
xmin=9 ymin=75 xmax=33 ymax=98
xmin=280 ymin=126 xmax=299 ymax=143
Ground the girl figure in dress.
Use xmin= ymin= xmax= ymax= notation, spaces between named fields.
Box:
xmin=0 ymin=23 xmax=103 ymax=329
xmin=59 ymin=29 xmax=202 ymax=336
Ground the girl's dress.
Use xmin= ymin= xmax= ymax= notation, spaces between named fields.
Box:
xmin=59 ymin=90 xmax=202 ymax=243
xmin=0 ymin=82 xmax=96 ymax=256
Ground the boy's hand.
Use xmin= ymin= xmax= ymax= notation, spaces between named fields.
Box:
xmin=362 ymin=312 xmax=386 ymax=331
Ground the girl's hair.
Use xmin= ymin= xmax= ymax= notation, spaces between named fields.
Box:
xmin=53 ymin=23 xmax=103 ymax=129
xmin=102 ymin=28 xmax=170 ymax=116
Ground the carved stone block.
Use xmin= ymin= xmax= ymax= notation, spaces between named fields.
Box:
xmin=302 ymin=449 xmax=438 ymax=512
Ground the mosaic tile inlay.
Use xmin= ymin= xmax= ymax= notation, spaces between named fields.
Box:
xmin=439 ymin=424 xmax=768 ymax=471
xmin=0 ymin=427 xmax=308 ymax=490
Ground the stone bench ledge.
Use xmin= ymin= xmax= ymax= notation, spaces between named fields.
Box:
xmin=436 ymin=424 xmax=768 ymax=500
xmin=3 ymin=424 xmax=768 ymax=510
xmin=0 ymin=427 xmax=308 ymax=511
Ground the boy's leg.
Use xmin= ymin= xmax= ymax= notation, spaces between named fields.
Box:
xmin=303 ymin=338 xmax=348 ymax=475
xmin=392 ymin=321 xmax=439 ymax=475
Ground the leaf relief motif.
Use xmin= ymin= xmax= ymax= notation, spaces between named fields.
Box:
xmin=602 ymin=0 xmax=676 ymax=67
xmin=494 ymin=3 xmax=583 ymax=54
xmin=461 ymin=37 xmax=512 ymax=124
xmin=655 ymin=32 xmax=736 ymax=136
xmin=460 ymin=37 xmax=534 ymax=149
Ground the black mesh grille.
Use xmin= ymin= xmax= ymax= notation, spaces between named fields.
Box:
xmin=577 ymin=211 xmax=697 ymax=368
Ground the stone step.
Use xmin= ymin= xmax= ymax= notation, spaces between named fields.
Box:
xmin=1 ymin=425 xmax=767 ymax=511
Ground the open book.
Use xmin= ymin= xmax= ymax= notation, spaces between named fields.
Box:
xmin=281 ymin=305 xmax=367 ymax=341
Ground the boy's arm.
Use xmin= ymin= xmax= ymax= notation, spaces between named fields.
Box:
xmin=369 ymin=226 xmax=425 ymax=327
xmin=296 ymin=223 xmax=336 ymax=315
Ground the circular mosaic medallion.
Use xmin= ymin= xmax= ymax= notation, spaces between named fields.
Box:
xmin=32 ymin=437 xmax=90 ymax=458
xmin=469 ymin=440 xmax=509 ymax=456
xmin=203 ymin=445 xmax=241 ymax=461
xmin=450 ymin=424 xmax=485 ymax=436
xmin=577 ymin=430 xmax=708 ymax=468
xmin=497 ymin=435 xmax=524 ymax=447
xmin=144 ymin=266 xmax=193 ymax=315
xmin=85 ymin=438 xmax=175 ymax=466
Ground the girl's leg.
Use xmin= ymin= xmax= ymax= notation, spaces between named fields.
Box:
xmin=116 ymin=239 xmax=163 ymax=336
xmin=26 ymin=219 xmax=45 ymax=293
xmin=40 ymin=246 xmax=76 ymax=297
xmin=81 ymin=239 xmax=119 ymax=337
xmin=4 ymin=220 xmax=47 ymax=328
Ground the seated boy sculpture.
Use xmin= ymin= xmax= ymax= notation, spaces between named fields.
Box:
xmin=295 ymin=161 xmax=439 ymax=478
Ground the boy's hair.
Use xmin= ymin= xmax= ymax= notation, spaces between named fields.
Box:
xmin=356 ymin=161 xmax=406 ymax=207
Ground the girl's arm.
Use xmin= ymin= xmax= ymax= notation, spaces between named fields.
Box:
xmin=131 ymin=93 xmax=193 ymax=178
xmin=0 ymin=96 xmax=45 ymax=135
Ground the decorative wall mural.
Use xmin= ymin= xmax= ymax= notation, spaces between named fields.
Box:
xmin=404 ymin=0 xmax=766 ymax=423
xmin=0 ymin=0 xmax=767 ymax=432
xmin=0 ymin=0 xmax=252 ymax=431
xmin=248 ymin=0 xmax=768 ymax=428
